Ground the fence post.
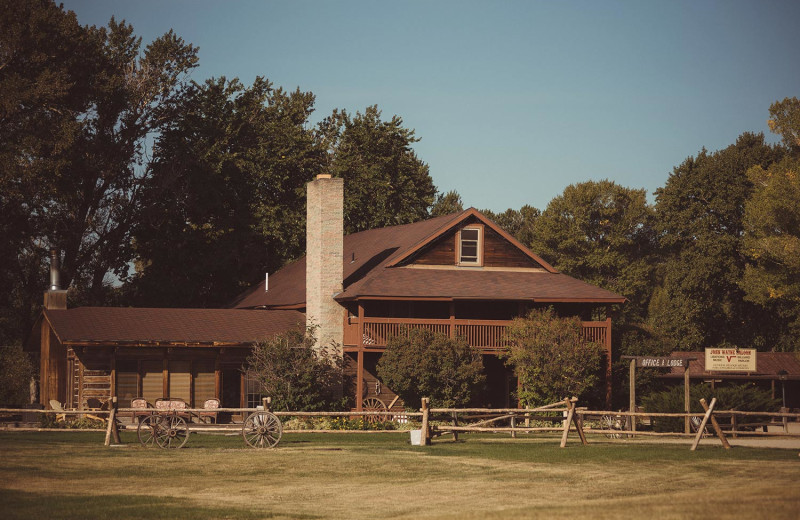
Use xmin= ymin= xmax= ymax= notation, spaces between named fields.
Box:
xmin=451 ymin=412 xmax=459 ymax=442
xmin=690 ymin=397 xmax=716 ymax=451
xmin=104 ymin=396 xmax=120 ymax=446
xmin=262 ymin=397 xmax=272 ymax=413
xmin=511 ymin=415 xmax=516 ymax=438
xmin=421 ymin=397 xmax=430 ymax=445
xmin=560 ymin=398 xmax=574 ymax=448
xmin=700 ymin=398 xmax=730 ymax=449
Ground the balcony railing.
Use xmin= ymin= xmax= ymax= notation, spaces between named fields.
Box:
xmin=344 ymin=316 xmax=611 ymax=352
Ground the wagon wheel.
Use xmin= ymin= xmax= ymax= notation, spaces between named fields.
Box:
xmin=242 ymin=411 xmax=282 ymax=448
xmin=155 ymin=415 xmax=190 ymax=449
xmin=137 ymin=415 xmax=163 ymax=447
xmin=362 ymin=397 xmax=387 ymax=424
xmin=600 ymin=415 xmax=622 ymax=439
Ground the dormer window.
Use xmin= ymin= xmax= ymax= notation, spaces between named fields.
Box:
xmin=458 ymin=226 xmax=483 ymax=266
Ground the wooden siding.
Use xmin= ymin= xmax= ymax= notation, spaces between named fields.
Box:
xmin=407 ymin=216 xmax=541 ymax=268
xmin=344 ymin=352 xmax=403 ymax=411
xmin=482 ymin=226 xmax=540 ymax=268
xmin=412 ymin=228 xmax=457 ymax=265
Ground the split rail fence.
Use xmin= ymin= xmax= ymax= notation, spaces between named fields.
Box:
xmin=2 ymin=397 xmax=799 ymax=451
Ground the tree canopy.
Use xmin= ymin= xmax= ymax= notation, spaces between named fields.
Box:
xmin=1 ymin=0 xmax=197 ymax=343
xmin=127 ymin=77 xmax=321 ymax=307
xmin=319 ymin=106 xmax=437 ymax=234
xmin=650 ymin=133 xmax=783 ymax=349
xmin=529 ymin=180 xmax=656 ymax=323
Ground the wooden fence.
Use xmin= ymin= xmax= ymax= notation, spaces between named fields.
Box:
xmin=3 ymin=398 xmax=799 ymax=451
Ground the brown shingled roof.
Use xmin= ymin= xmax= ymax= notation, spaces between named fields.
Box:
xmin=44 ymin=307 xmax=304 ymax=346
xmin=661 ymin=352 xmax=800 ymax=380
xmin=230 ymin=208 xmax=626 ymax=308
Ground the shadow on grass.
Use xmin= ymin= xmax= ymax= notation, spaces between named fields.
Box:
xmin=0 ymin=488 xmax=321 ymax=520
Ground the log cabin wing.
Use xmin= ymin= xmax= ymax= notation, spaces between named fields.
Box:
xmin=33 ymin=307 xmax=303 ymax=412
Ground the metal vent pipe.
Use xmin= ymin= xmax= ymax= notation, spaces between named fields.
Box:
xmin=49 ymin=248 xmax=61 ymax=291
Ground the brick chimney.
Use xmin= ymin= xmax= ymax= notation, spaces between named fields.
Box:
xmin=306 ymin=174 xmax=343 ymax=356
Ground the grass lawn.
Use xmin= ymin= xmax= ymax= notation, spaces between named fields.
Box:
xmin=1 ymin=430 xmax=798 ymax=519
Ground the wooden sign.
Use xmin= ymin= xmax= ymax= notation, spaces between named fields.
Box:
xmin=635 ymin=357 xmax=686 ymax=368
xmin=705 ymin=348 xmax=757 ymax=371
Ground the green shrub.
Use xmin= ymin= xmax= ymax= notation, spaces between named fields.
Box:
xmin=642 ymin=383 xmax=781 ymax=432
xmin=0 ymin=346 xmax=34 ymax=407
xmin=503 ymin=308 xmax=604 ymax=407
xmin=247 ymin=327 xmax=347 ymax=412
xmin=376 ymin=328 xmax=485 ymax=409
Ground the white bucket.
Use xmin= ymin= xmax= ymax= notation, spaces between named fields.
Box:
xmin=410 ymin=429 xmax=423 ymax=445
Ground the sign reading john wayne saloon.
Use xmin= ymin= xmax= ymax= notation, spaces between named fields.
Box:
xmin=704 ymin=348 xmax=757 ymax=372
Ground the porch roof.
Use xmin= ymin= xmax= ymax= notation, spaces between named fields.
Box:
xmin=43 ymin=307 xmax=304 ymax=346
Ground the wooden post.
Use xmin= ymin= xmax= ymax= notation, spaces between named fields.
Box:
xmin=690 ymin=397 xmax=716 ymax=451
xmin=451 ymin=412 xmax=459 ymax=442
xmin=356 ymin=303 xmax=365 ymax=412
xmin=629 ymin=359 xmax=636 ymax=434
xmin=684 ymin=364 xmax=691 ymax=434
xmin=420 ymin=398 xmax=430 ymax=445
xmin=575 ymin=407 xmax=588 ymax=445
xmin=605 ymin=316 xmax=612 ymax=408
xmin=356 ymin=350 xmax=364 ymax=412
xmin=560 ymin=398 xmax=574 ymax=448
xmin=700 ymin=398 xmax=730 ymax=449
xmin=104 ymin=396 xmax=120 ymax=446
xmin=510 ymin=415 xmax=516 ymax=438
xmin=731 ymin=413 xmax=738 ymax=438
xmin=262 ymin=397 xmax=272 ymax=413
xmin=449 ymin=301 xmax=455 ymax=339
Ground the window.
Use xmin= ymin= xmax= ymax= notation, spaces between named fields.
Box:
xmin=193 ymin=361 xmax=216 ymax=406
xmin=115 ymin=360 xmax=139 ymax=408
xmin=141 ymin=360 xmax=164 ymax=403
xmin=245 ymin=370 xmax=266 ymax=408
xmin=458 ymin=226 xmax=482 ymax=265
xmin=168 ymin=360 xmax=191 ymax=403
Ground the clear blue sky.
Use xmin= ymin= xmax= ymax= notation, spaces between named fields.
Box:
xmin=62 ymin=0 xmax=800 ymax=212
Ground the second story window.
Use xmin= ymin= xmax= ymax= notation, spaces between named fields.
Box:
xmin=458 ymin=226 xmax=482 ymax=265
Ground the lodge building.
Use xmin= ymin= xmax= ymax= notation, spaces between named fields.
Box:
xmin=29 ymin=175 xmax=626 ymax=415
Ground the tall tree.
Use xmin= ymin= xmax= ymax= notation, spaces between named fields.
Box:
xmin=128 ymin=77 xmax=322 ymax=307
xmin=482 ymin=205 xmax=540 ymax=248
xmin=319 ymin=106 xmax=437 ymax=234
xmin=740 ymin=157 xmax=800 ymax=351
xmin=0 ymin=1 xmax=197 ymax=343
xmin=651 ymin=133 xmax=782 ymax=349
xmin=767 ymin=97 xmax=800 ymax=152
xmin=430 ymin=190 xmax=464 ymax=217
xmin=529 ymin=180 xmax=656 ymax=323
xmin=739 ymin=98 xmax=800 ymax=351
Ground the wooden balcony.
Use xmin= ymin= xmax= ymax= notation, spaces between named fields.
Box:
xmin=344 ymin=316 xmax=611 ymax=353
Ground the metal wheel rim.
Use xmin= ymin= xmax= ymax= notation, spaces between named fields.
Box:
xmin=242 ymin=412 xmax=282 ymax=448
xmin=137 ymin=415 xmax=163 ymax=447
xmin=601 ymin=415 xmax=621 ymax=439
xmin=156 ymin=415 xmax=189 ymax=449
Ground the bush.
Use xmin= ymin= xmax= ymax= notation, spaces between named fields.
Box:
xmin=0 ymin=346 xmax=35 ymax=406
xmin=376 ymin=328 xmax=485 ymax=409
xmin=504 ymin=308 xmax=604 ymax=407
xmin=247 ymin=327 xmax=347 ymax=412
xmin=642 ymin=383 xmax=781 ymax=432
